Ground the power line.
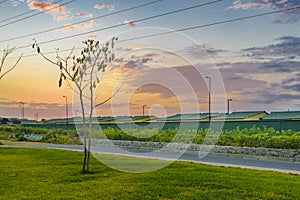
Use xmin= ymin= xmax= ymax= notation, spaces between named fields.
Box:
xmin=8 ymin=0 xmax=225 ymax=51
xmin=0 ymin=0 xmax=65 ymax=24
xmin=7 ymin=4 xmax=300 ymax=60
xmin=120 ymin=5 xmax=300 ymax=43
xmin=0 ymin=0 xmax=164 ymax=43
xmin=0 ymin=0 xmax=78 ymax=28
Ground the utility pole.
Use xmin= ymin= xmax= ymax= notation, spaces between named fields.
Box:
xmin=227 ymin=99 xmax=232 ymax=114
xmin=143 ymin=104 xmax=146 ymax=116
xmin=75 ymin=109 xmax=78 ymax=118
xmin=19 ymin=102 xmax=25 ymax=120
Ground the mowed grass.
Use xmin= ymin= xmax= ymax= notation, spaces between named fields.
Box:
xmin=0 ymin=148 xmax=299 ymax=200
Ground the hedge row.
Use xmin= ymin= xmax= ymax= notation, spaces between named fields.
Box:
xmin=1 ymin=125 xmax=300 ymax=149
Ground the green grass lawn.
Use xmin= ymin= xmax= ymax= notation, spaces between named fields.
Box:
xmin=0 ymin=148 xmax=299 ymax=200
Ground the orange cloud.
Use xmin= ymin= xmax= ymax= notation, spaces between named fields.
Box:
xmin=124 ymin=19 xmax=135 ymax=26
xmin=75 ymin=13 xmax=93 ymax=18
xmin=28 ymin=1 xmax=67 ymax=14
xmin=63 ymin=20 xmax=96 ymax=32
xmin=88 ymin=35 xmax=99 ymax=39
xmin=94 ymin=2 xmax=115 ymax=11
xmin=55 ymin=15 xmax=69 ymax=21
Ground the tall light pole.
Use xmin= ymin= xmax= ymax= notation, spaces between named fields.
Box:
xmin=63 ymin=96 xmax=68 ymax=129
xmin=142 ymin=104 xmax=146 ymax=116
xmin=227 ymin=99 xmax=232 ymax=114
xmin=35 ymin=112 xmax=39 ymax=121
xmin=75 ymin=109 xmax=78 ymax=118
xmin=205 ymin=76 xmax=211 ymax=121
xmin=19 ymin=102 xmax=25 ymax=120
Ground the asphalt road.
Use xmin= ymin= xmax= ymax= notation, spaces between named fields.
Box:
xmin=17 ymin=144 xmax=300 ymax=174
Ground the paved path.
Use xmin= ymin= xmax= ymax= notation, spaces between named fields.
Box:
xmin=8 ymin=143 xmax=299 ymax=174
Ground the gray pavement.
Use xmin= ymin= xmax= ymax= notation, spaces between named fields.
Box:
xmin=12 ymin=143 xmax=299 ymax=174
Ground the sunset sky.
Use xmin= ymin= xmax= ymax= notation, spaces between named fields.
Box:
xmin=0 ymin=0 xmax=299 ymax=120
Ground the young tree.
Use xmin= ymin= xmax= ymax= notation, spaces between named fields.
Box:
xmin=0 ymin=47 xmax=22 ymax=80
xmin=33 ymin=38 xmax=118 ymax=173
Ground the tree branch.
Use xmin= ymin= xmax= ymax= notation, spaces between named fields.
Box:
xmin=0 ymin=46 xmax=22 ymax=80
xmin=94 ymin=83 xmax=123 ymax=108
xmin=0 ymin=53 xmax=22 ymax=80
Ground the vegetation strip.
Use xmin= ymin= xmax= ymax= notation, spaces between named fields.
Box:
xmin=1 ymin=125 xmax=300 ymax=149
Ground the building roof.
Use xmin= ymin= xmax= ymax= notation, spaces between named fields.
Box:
xmin=45 ymin=117 xmax=87 ymax=124
xmin=213 ymin=111 xmax=267 ymax=120
xmin=157 ymin=113 xmax=223 ymax=121
xmin=157 ymin=113 xmax=198 ymax=121
xmin=113 ymin=116 xmax=153 ymax=122
xmin=97 ymin=117 xmax=114 ymax=122
xmin=184 ymin=113 xmax=223 ymax=120
xmin=263 ymin=111 xmax=300 ymax=120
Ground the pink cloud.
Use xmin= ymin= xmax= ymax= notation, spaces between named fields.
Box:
xmin=124 ymin=19 xmax=135 ymax=26
xmin=63 ymin=20 xmax=96 ymax=32
xmin=75 ymin=13 xmax=93 ymax=18
xmin=27 ymin=1 xmax=67 ymax=14
xmin=55 ymin=15 xmax=69 ymax=21
xmin=11 ymin=0 xmax=25 ymax=7
xmin=94 ymin=2 xmax=115 ymax=11
xmin=230 ymin=0 xmax=274 ymax=10
xmin=87 ymin=35 xmax=99 ymax=39
xmin=229 ymin=0 xmax=300 ymax=23
xmin=229 ymin=0 xmax=300 ymax=10
xmin=276 ymin=0 xmax=288 ymax=4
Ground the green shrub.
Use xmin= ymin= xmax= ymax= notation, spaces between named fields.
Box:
xmin=1 ymin=125 xmax=300 ymax=149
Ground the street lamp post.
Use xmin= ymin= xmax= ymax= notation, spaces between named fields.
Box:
xmin=227 ymin=99 xmax=232 ymax=114
xmin=206 ymin=76 xmax=211 ymax=121
xmin=143 ymin=104 xmax=146 ymax=116
xmin=75 ymin=109 xmax=78 ymax=118
xmin=63 ymin=96 xmax=68 ymax=129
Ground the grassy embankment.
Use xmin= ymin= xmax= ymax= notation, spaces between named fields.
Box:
xmin=1 ymin=125 xmax=300 ymax=149
xmin=0 ymin=148 xmax=299 ymax=200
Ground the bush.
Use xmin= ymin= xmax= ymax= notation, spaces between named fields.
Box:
xmin=16 ymin=134 xmax=28 ymax=141
xmin=1 ymin=125 xmax=300 ymax=149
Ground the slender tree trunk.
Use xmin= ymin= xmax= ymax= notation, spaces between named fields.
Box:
xmin=82 ymin=146 xmax=87 ymax=173
xmin=87 ymin=117 xmax=92 ymax=172
xmin=79 ymin=90 xmax=88 ymax=173
xmin=86 ymin=115 xmax=93 ymax=172
xmin=87 ymin=60 xmax=96 ymax=172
